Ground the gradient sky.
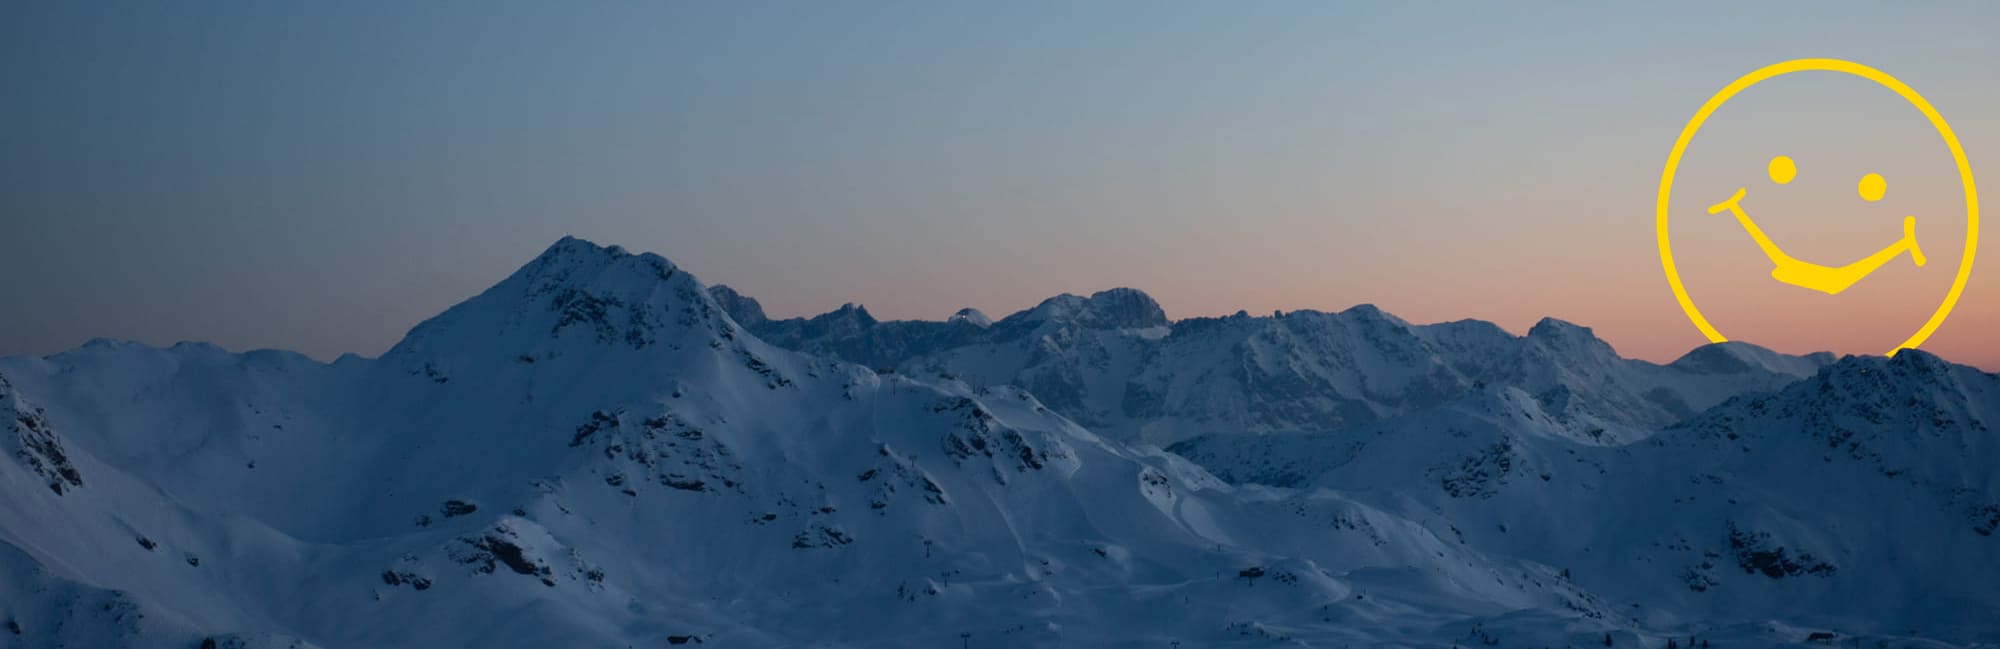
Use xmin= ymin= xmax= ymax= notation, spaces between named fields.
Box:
xmin=5 ymin=2 xmax=2000 ymax=367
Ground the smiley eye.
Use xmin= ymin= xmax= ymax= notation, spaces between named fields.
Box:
xmin=1858 ymin=173 xmax=1886 ymax=202
xmin=1768 ymin=155 xmax=1797 ymax=184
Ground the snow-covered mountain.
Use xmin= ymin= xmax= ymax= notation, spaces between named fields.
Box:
xmin=728 ymin=287 xmax=1831 ymax=446
xmin=1173 ymin=350 xmax=2000 ymax=642
xmin=1 ymin=237 xmax=1993 ymax=648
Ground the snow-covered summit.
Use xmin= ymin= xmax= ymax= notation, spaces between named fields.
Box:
xmin=947 ymin=307 xmax=992 ymax=328
xmin=385 ymin=236 xmax=719 ymax=364
xmin=996 ymin=287 xmax=1169 ymax=331
xmin=1670 ymin=341 xmax=1838 ymax=376
xmin=707 ymin=284 xmax=767 ymax=327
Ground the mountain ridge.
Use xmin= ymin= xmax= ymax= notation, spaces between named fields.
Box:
xmin=719 ymin=282 xmax=1834 ymax=446
xmin=3 ymin=235 xmax=1993 ymax=648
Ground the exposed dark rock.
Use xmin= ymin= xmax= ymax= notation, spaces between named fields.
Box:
xmin=1727 ymin=523 xmax=1836 ymax=579
xmin=1970 ymin=504 xmax=2000 ymax=536
xmin=454 ymin=529 xmax=555 ymax=587
xmin=1435 ymin=438 xmax=1521 ymax=499
xmin=3 ymin=377 xmax=86 ymax=495
xmin=569 ymin=410 xmax=619 ymax=448
xmin=381 ymin=570 xmax=433 ymax=591
xmin=790 ymin=524 xmax=853 ymax=549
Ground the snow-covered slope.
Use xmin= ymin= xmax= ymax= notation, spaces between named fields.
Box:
xmin=736 ymin=287 xmax=1831 ymax=445
xmin=0 ymin=239 xmax=1585 ymax=648
xmin=1172 ymin=350 xmax=2000 ymax=644
xmin=0 ymin=237 xmax=1989 ymax=648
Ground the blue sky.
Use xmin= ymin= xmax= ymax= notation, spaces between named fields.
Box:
xmin=6 ymin=2 xmax=2000 ymax=365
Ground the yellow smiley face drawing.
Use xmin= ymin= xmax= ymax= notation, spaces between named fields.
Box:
xmin=1706 ymin=155 xmax=1925 ymax=296
xmin=1657 ymin=58 xmax=1979 ymax=356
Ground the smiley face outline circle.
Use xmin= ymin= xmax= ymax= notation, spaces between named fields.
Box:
xmin=1657 ymin=58 xmax=1979 ymax=356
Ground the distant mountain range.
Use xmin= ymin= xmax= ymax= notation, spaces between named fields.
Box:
xmin=720 ymin=282 xmax=1831 ymax=446
xmin=2 ymin=237 xmax=1993 ymax=648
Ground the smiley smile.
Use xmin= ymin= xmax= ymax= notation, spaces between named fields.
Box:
xmin=1707 ymin=186 xmax=1925 ymax=295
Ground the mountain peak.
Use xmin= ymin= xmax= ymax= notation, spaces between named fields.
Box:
xmin=1890 ymin=347 xmax=1950 ymax=371
xmin=1525 ymin=316 xmax=1620 ymax=359
xmin=1338 ymin=303 xmax=1411 ymax=327
xmin=1007 ymin=287 xmax=1167 ymax=330
xmin=543 ymin=234 xmax=613 ymax=256
xmin=516 ymin=236 xmax=678 ymax=286
xmin=1527 ymin=317 xmax=1591 ymax=338
xmin=1671 ymin=341 xmax=1832 ymax=376
xmin=1752 ymin=348 xmax=1977 ymax=419
xmin=708 ymin=285 xmax=767 ymax=327
xmin=949 ymin=307 xmax=993 ymax=328
xmin=1804 ymin=347 xmax=1964 ymax=396
xmin=1342 ymin=303 xmax=1384 ymax=316
xmin=384 ymin=236 xmax=715 ymax=365
xmin=831 ymin=302 xmax=873 ymax=320
xmin=793 ymin=302 xmax=877 ymax=338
